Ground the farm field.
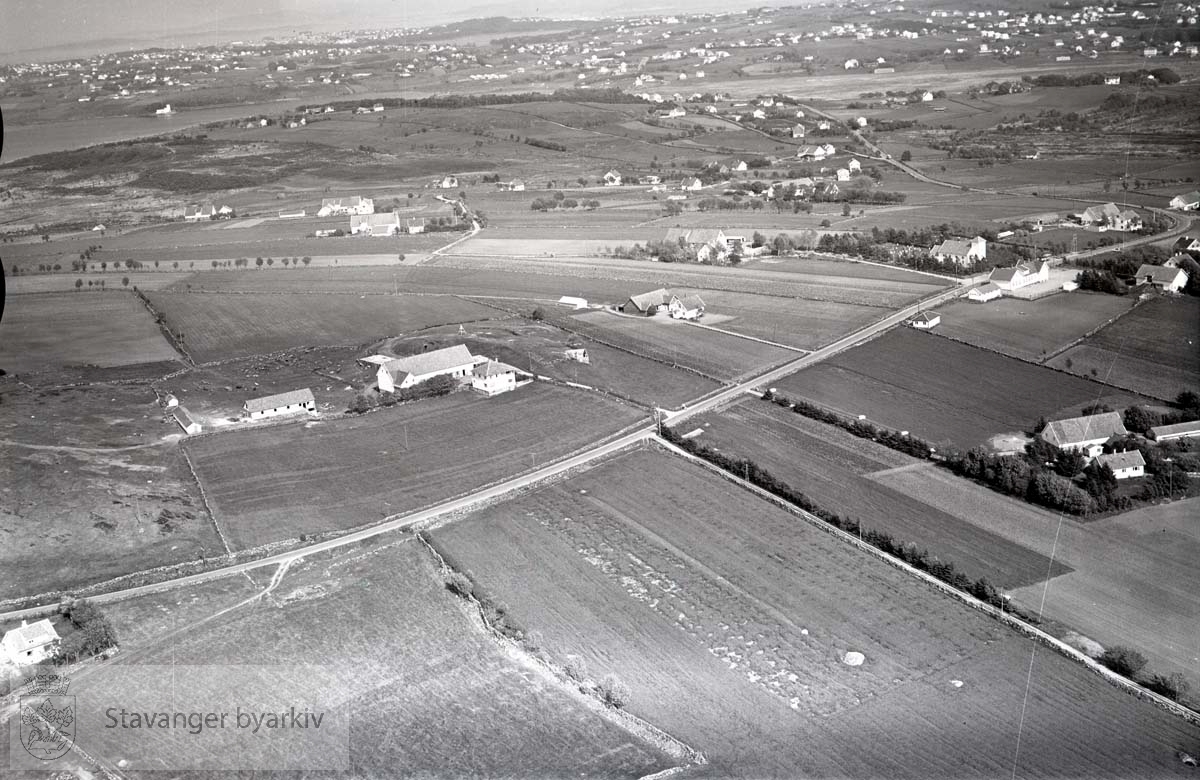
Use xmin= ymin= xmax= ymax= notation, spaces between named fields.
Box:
xmin=1048 ymin=295 xmax=1200 ymax=400
xmin=431 ymin=448 xmax=1200 ymax=778
xmin=565 ymin=310 xmax=796 ymax=381
xmin=185 ymin=383 xmax=643 ymax=550
xmin=691 ymin=291 xmax=890 ymax=350
xmin=773 ymin=326 xmax=1155 ymax=450
xmin=692 ymin=398 xmax=1069 ymax=589
xmin=934 ymin=292 xmax=1136 ymax=362
xmin=877 ymin=469 xmax=1200 ymax=694
xmin=76 ymin=539 xmax=674 ymax=777
xmin=144 ymin=291 xmax=502 ymax=362
xmin=384 ymin=321 xmax=721 ymax=409
xmin=0 ymin=292 xmax=180 ymax=374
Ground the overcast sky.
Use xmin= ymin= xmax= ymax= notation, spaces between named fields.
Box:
xmin=1 ymin=0 xmax=785 ymax=62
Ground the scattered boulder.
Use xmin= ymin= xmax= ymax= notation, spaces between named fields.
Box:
xmin=842 ymin=651 xmax=865 ymax=667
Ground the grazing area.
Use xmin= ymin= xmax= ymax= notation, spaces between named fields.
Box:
xmin=935 ymin=292 xmax=1136 ymax=362
xmin=773 ymin=327 xmax=1155 ymax=450
xmin=0 ymin=383 xmax=221 ymax=601
xmin=432 ymin=448 xmax=1200 ymax=778
xmin=144 ymin=291 xmax=501 ymax=362
xmin=185 ymin=383 xmax=642 ymax=550
xmin=565 ymin=310 xmax=795 ymax=381
xmin=693 ymin=399 xmax=1069 ymax=589
xmin=0 ymin=292 xmax=180 ymax=374
xmin=1048 ymin=295 xmax=1200 ymax=400
xmin=875 ymin=469 xmax=1200 ymax=695
xmin=89 ymin=539 xmax=674 ymax=777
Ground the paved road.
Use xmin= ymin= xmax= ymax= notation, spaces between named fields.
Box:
xmin=0 ymin=280 xmax=969 ymax=622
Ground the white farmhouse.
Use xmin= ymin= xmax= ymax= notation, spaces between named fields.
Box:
xmin=989 ymin=260 xmax=1049 ymax=291
xmin=668 ymin=294 xmax=706 ymax=320
xmin=967 ymin=282 xmax=1003 ymax=302
xmin=350 ymin=212 xmax=402 ymax=236
xmin=376 ymin=345 xmax=477 ymax=393
xmin=1094 ymin=450 xmax=1145 ymax=479
xmin=2 ymin=619 xmax=60 ymax=666
xmin=243 ymin=388 xmax=316 ymax=421
xmin=471 ymin=361 xmax=522 ymax=396
xmin=910 ymin=311 xmax=941 ymax=329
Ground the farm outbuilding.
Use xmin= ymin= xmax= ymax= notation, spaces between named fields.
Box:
xmin=377 ymin=345 xmax=477 ymax=393
xmin=1040 ymin=412 xmax=1127 ymax=458
xmin=243 ymin=388 xmax=316 ymax=421
xmin=669 ymin=294 xmax=706 ymax=320
xmin=558 ymin=296 xmax=588 ymax=310
xmin=967 ymin=282 xmax=1002 ymax=302
xmin=1134 ymin=264 xmax=1188 ymax=293
xmin=172 ymin=406 xmax=202 ymax=435
xmin=1149 ymin=420 xmax=1200 ymax=442
xmin=1 ymin=619 xmax=60 ymax=666
xmin=625 ymin=288 xmax=671 ymax=315
xmin=351 ymin=212 xmax=402 ymax=236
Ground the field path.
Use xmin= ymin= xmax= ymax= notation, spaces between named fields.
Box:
xmin=0 ymin=437 xmax=165 ymax=454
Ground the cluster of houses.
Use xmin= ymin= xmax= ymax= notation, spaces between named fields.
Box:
xmin=1072 ymin=202 xmax=1142 ymax=232
xmin=183 ymin=203 xmax=233 ymax=221
xmin=929 ymin=236 xmax=988 ymax=266
xmin=371 ymin=345 xmax=530 ymax=397
xmin=317 ymin=196 xmax=374 ymax=217
xmin=623 ymin=288 xmax=706 ymax=320
xmin=348 ymin=213 xmax=426 ymax=236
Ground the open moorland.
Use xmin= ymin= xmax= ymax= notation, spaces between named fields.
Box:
xmin=773 ymin=326 xmax=1156 ymax=450
xmin=144 ymin=291 xmax=501 ymax=362
xmin=0 ymin=292 xmax=180 ymax=374
xmin=431 ymin=447 xmax=1200 ymax=778
xmin=0 ymin=382 xmax=221 ymax=600
xmin=73 ymin=539 xmax=674 ymax=778
xmin=934 ymin=292 xmax=1137 ymax=363
xmin=1047 ymin=295 xmax=1200 ymax=400
xmin=384 ymin=321 xmax=721 ymax=409
xmin=185 ymin=383 xmax=642 ymax=550
xmin=691 ymin=398 xmax=1069 ymax=590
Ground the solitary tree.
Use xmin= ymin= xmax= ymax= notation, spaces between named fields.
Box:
xmin=302 ymin=256 xmax=311 ymax=266
xmin=75 ymin=278 xmax=83 ymax=291
xmin=599 ymin=674 xmax=630 ymax=708
xmin=255 ymin=257 xmax=264 ymax=268
xmin=900 ymin=150 xmax=912 ymax=162
xmin=1098 ymin=646 xmax=1147 ymax=678
xmin=122 ymin=277 xmax=130 ymax=287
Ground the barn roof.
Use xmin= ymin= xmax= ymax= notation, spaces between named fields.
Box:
xmin=1149 ymin=420 xmax=1200 ymax=439
xmin=382 ymin=345 xmax=475 ymax=379
xmin=1135 ymin=264 xmax=1186 ymax=284
xmin=676 ymin=293 xmax=706 ymax=310
xmin=244 ymin=388 xmax=315 ymax=413
xmin=1041 ymin=412 xmax=1127 ymax=448
xmin=351 ymin=212 xmax=400 ymax=230
xmin=627 ymin=288 xmax=670 ymax=312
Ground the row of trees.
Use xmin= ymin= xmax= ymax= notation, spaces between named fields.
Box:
xmin=658 ymin=421 xmax=1009 ymax=611
xmin=348 ymin=374 xmax=456 ymax=414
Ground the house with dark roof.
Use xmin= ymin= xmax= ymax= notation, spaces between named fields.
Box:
xmin=244 ymin=389 xmax=316 ymax=420
xmin=664 ymin=227 xmax=729 ymax=263
xmin=1094 ymin=450 xmax=1145 ymax=479
xmin=910 ymin=311 xmax=941 ymax=329
xmin=376 ymin=345 xmax=477 ymax=393
xmin=1134 ymin=264 xmax=1189 ymax=292
xmin=1040 ymin=411 xmax=1127 ymax=458
xmin=2 ymin=619 xmax=60 ymax=666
